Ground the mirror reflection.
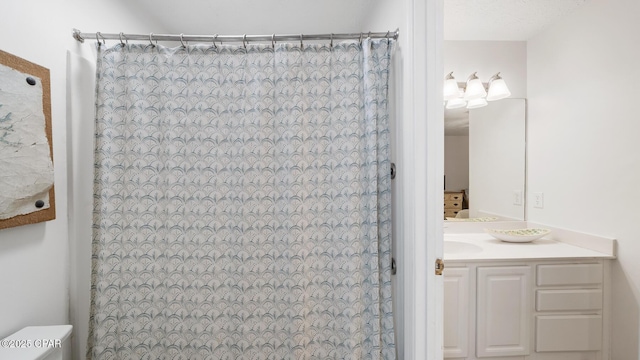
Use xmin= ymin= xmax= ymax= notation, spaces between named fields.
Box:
xmin=444 ymin=98 xmax=526 ymax=221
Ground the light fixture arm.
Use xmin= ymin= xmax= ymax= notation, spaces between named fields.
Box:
xmin=488 ymin=72 xmax=502 ymax=85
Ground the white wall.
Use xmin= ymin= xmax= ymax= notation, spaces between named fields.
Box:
xmin=444 ymin=41 xmax=526 ymax=99
xmin=444 ymin=136 xmax=469 ymax=192
xmin=0 ymin=0 xmax=164 ymax=357
xmin=527 ymin=0 xmax=640 ymax=358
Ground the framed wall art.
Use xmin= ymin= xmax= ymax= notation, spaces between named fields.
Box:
xmin=0 ymin=50 xmax=55 ymax=230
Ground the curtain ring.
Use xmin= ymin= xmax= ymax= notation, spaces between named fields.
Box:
xmin=243 ymin=34 xmax=247 ymax=49
xmin=180 ymin=33 xmax=186 ymax=48
xmin=149 ymin=32 xmax=155 ymax=47
xmin=300 ymin=34 xmax=303 ymax=49
xmin=272 ymin=34 xmax=275 ymax=49
xmin=359 ymin=32 xmax=363 ymax=46
xmin=386 ymin=31 xmax=391 ymax=45
xmin=119 ymin=32 xmax=127 ymax=46
xmin=96 ymin=32 xmax=105 ymax=46
xmin=330 ymin=33 xmax=334 ymax=49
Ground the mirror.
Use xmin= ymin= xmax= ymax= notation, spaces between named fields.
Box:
xmin=443 ymin=39 xmax=528 ymax=222
xmin=444 ymin=98 xmax=526 ymax=221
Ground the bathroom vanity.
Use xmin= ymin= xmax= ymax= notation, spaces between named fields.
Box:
xmin=443 ymin=231 xmax=615 ymax=360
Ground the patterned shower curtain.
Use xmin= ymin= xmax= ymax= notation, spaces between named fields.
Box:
xmin=89 ymin=38 xmax=395 ymax=359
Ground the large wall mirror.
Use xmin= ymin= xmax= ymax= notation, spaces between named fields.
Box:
xmin=444 ymin=98 xmax=526 ymax=220
xmin=443 ymin=40 xmax=527 ymax=221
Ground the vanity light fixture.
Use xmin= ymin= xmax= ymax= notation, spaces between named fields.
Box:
xmin=486 ymin=72 xmax=512 ymax=101
xmin=443 ymin=72 xmax=460 ymax=100
xmin=463 ymin=72 xmax=487 ymax=101
xmin=442 ymin=71 xmax=512 ymax=110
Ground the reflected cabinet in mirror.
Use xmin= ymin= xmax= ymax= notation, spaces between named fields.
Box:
xmin=444 ymin=98 xmax=526 ymax=221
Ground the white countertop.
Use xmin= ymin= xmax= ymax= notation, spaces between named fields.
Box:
xmin=444 ymin=233 xmax=615 ymax=262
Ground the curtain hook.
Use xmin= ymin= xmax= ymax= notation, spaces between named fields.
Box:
xmin=359 ymin=32 xmax=363 ymax=46
xmin=386 ymin=31 xmax=390 ymax=45
xmin=180 ymin=33 xmax=186 ymax=48
xmin=119 ymin=32 xmax=127 ymax=46
xmin=272 ymin=34 xmax=275 ymax=49
xmin=330 ymin=33 xmax=334 ymax=49
xmin=149 ymin=32 xmax=155 ymax=47
xmin=300 ymin=34 xmax=303 ymax=49
xmin=243 ymin=34 xmax=247 ymax=49
xmin=212 ymin=34 xmax=218 ymax=49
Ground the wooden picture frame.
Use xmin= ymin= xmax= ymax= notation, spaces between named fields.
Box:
xmin=0 ymin=50 xmax=55 ymax=230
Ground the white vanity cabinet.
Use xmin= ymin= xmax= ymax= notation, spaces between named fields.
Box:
xmin=444 ymin=260 xmax=610 ymax=360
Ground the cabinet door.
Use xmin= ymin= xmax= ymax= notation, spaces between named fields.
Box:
xmin=444 ymin=268 xmax=469 ymax=358
xmin=477 ymin=266 xmax=531 ymax=358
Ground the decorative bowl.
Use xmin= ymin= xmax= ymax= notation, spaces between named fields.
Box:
xmin=485 ymin=228 xmax=551 ymax=243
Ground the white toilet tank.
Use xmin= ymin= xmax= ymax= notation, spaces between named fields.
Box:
xmin=0 ymin=325 xmax=72 ymax=360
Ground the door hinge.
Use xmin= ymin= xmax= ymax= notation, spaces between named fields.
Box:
xmin=435 ymin=258 xmax=445 ymax=276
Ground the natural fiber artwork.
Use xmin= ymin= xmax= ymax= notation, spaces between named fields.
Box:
xmin=0 ymin=50 xmax=55 ymax=230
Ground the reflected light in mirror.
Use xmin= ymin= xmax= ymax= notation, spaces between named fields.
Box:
xmin=467 ymin=97 xmax=487 ymax=109
xmin=446 ymin=89 xmax=467 ymax=109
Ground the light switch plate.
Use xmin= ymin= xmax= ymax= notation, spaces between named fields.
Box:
xmin=533 ymin=192 xmax=544 ymax=208
xmin=513 ymin=190 xmax=523 ymax=205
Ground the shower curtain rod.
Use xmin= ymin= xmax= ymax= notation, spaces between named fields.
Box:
xmin=72 ymin=29 xmax=399 ymax=46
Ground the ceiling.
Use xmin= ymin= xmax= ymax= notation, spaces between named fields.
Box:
xmin=445 ymin=0 xmax=590 ymax=41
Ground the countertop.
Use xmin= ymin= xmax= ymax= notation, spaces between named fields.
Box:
xmin=444 ymin=232 xmax=616 ymax=262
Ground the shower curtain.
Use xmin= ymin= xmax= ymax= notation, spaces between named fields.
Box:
xmin=89 ymin=38 xmax=395 ymax=359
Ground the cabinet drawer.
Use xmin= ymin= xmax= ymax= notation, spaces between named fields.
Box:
xmin=444 ymin=210 xmax=460 ymax=218
xmin=536 ymin=264 xmax=602 ymax=286
xmin=444 ymin=200 xmax=462 ymax=209
xmin=444 ymin=193 xmax=463 ymax=201
xmin=536 ymin=315 xmax=602 ymax=352
xmin=536 ymin=289 xmax=602 ymax=311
